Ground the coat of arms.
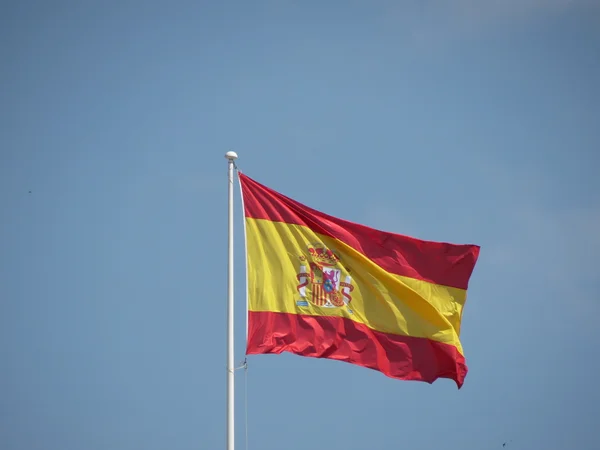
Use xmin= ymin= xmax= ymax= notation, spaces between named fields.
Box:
xmin=296 ymin=243 xmax=354 ymax=312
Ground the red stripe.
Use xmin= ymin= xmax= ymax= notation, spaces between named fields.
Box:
xmin=246 ymin=311 xmax=467 ymax=388
xmin=240 ymin=173 xmax=479 ymax=290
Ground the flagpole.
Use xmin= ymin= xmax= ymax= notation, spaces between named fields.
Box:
xmin=225 ymin=150 xmax=238 ymax=450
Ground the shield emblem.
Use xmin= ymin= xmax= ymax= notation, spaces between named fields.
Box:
xmin=312 ymin=267 xmax=341 ymax=307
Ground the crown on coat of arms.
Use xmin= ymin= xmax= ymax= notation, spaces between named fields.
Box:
xmin=307 ymin=243 xmax=339 ymax=266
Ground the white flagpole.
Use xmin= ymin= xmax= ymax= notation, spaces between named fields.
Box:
xmin=225 ymin=151 xmax=238 ymax=450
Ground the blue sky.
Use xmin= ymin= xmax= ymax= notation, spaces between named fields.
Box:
xmin=1 ymin=1 xmax=599 ymax=449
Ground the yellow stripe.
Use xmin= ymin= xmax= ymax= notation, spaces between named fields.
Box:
xmin=246 ymin=218 xmax=467 ymax=354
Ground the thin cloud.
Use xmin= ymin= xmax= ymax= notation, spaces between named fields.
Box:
xmin=473 ymin=156 xmax=600 ymax=327
xmin=446 ymin=0 xmax=595 ymax=22
xmin=380 ymin=0 xmax=599 ymax=47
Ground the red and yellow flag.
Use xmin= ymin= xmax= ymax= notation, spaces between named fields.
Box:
xmin=240 ymin=173 xmax=480 ymax=388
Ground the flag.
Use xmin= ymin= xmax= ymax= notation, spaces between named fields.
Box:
xmin=239 ymin=173 xmax=480 ymax=388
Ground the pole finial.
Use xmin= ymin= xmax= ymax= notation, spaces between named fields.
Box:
xmin=225 ymin=151 xmax=238 ymax=160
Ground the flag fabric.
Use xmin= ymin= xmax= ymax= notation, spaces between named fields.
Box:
xmin=239 ymin=173 xmax=480 ymax=388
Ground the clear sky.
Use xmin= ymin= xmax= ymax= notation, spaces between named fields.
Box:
xmin=1 ymin=1 xmax=599 ymax=449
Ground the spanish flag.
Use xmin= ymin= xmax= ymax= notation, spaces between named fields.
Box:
xmin=240 ymin=173 xmax=480 ymax=388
